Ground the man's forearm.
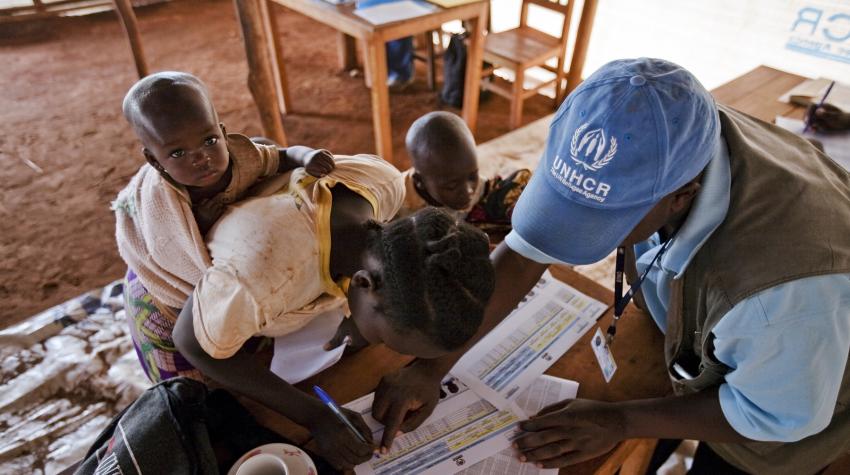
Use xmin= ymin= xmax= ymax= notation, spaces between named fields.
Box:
xmin=415 ymin=242 xmax=548 ymax=375
xmin=620 ymin=388 xmax=751 ymax=443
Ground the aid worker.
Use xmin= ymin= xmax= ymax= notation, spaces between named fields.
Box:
xmin=370 ymin=58 xmax=850 ymax=474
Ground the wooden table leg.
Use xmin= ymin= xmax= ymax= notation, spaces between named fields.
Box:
xmin=424 ymin=31 xmax=436 ymax=91
xmin=337 ymin=32 xmax=358 ymax=71
xmin=111 ymin=0 xmax=148 ymax=79
xmin=365 ymin=37 xmax=393 ymax=164
xmin=234 ymin=0 xmax=287 ymax=145
xmin=461 ymin=1 xmax=487 ymax=136
xmin=565 ymin=0 xmax=598 ymax=97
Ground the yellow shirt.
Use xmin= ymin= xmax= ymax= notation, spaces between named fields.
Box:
xmin=192 ymin=154 xmax=404 ymax=359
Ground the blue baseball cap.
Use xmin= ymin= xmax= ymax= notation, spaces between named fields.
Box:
xmin=507 ymin=58 xmax=721 ymax=265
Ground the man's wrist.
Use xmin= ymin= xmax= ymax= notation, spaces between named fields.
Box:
xmin=615 ymin=401 xmax=639 ymax=440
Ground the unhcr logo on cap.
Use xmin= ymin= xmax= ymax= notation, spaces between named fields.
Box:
xmin=548 ymin=122 xmax=616 ymax=203
xmin=570 ymin=123 xmax=617 ymax=171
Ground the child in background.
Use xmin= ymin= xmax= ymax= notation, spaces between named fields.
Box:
xmin=399 ymin=111 xmax=531 ymax=240
xmin=114 ymin=71 xmax=334 ymax=382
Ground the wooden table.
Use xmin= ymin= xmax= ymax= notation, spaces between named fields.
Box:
xmin=711 ymin=65 xmax=807 ymax=121
xmin=234 ymin=0 xmax=488 ymax=166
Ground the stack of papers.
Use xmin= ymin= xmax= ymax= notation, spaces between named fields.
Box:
xmin=348 ymin=375 xmax=578 ymax=475
xmin=353 ymin=0 xmax=437 ymax=25
xmin=347 ymin=271 xmax=606 ymax=475
xmin=778 ymin=78 xmax=850 ymax=111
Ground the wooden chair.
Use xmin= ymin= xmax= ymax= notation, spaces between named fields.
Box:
xmin=483 ymin=0 xmax=575 ymax=129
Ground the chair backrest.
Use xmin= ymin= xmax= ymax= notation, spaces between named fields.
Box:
xmin=520 ymin=0 xmax=575 ymax=46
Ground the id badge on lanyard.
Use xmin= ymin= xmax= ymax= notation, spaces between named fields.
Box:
xmin=606 ymin=235 xmax=676 ymax=345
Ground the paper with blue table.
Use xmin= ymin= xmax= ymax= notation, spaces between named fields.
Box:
xmin=346 ymin=270 xmax=605 ymax=475
xmin=353 ymin=0 xmax=437 ymax=25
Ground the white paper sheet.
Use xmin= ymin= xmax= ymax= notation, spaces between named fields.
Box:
xmin=775 ymin=115 xmax=850 ymax=171
xmin=455 ymin=375 xmax=579 ymax=475
xmin=451 ymin=271 xmax=605 ymax=409
xmin=347 ymin=375 xmax=578 ymax=475
xmin=270 ymin=308 xmax=346 ymax=384
xmin=353 ymin=0 xmax=437 ymax=25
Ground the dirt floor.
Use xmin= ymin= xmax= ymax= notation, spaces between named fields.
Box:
xmin=0 ymin=0 xmax=554 ymax=328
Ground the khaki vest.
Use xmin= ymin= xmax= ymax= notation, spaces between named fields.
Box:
xmin=658 ymin=105 xmax=850 ymax=474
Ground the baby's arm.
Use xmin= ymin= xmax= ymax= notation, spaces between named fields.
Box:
xmin=279 ymin=146 xmax=335 ymax=177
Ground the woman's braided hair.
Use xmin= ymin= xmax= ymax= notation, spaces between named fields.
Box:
xmin=369 ymin=207 xmax=495 ymax=351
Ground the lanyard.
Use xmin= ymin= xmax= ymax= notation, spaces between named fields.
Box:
xmin=606 ymin=233 xmax=676 ymax=344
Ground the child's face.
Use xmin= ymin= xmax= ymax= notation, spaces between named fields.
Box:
xmin=142 ymin=113 xmax=230 ymax=189
xmin=347 ymin=254 xmax=448 ymax=360
xmin=416 ymin=153 xmax=479 ymax=210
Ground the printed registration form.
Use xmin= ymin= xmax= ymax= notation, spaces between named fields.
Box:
xmin=347 ymin=375 xmax=578 ymax=475
xmin=451 ymin=271 xmax=605 ymax=409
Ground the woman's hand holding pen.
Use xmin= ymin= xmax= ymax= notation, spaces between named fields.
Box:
xmin=309 ymin=405 xmax=374 ymax=470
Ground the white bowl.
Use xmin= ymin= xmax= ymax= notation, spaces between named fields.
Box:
xmin=228 ymin=443 xmax=318 ymax=475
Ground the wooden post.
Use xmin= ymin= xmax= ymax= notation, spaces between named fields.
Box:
xmin=565 ymin=0 xmax=598 ymax=97
xmin=460 ymin=1 xmax=487 ymax=135
xmin=264 ymin=0 xmax=292 ymax=114
xmin=111 ymin=0 xmax=148 ymax=79
xmin=233 ymin=0 xmax=287 ymax=146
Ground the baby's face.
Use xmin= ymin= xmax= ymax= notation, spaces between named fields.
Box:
xmin=142 ymin=110 xmax=230 ymax=189
xmin=417 ymin=153 xmax=479 ymax=210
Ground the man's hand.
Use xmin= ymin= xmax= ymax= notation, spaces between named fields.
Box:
xmin=371 ymin=362 xmax=443 ymax=452
xmin=514 ymin=399 xmax=626 ymax=468
xmin=807 ymin=103 xmax=850 ymax=132
xmin=309 ymin=405 xmax=375 ymax=470
xmin=303 ymin=148 xmax=335 ymax=177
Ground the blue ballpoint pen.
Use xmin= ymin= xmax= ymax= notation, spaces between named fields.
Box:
xmin=803 ymin=80 xmax=835 ymax=133
xmin=313 ymin=385 xmax=371 ymax=445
